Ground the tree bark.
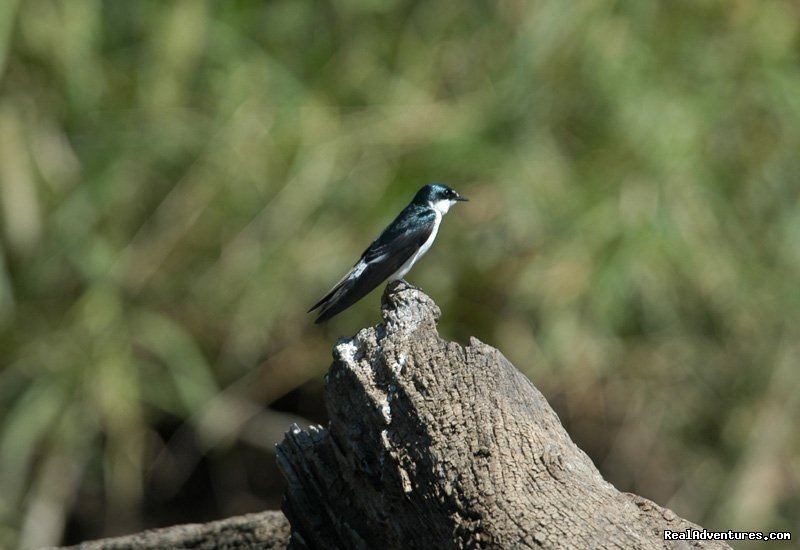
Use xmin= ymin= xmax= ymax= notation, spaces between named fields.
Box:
xmin=276 ymin=281 xmax=730 ymax=549
xmin=65 ymin=282 xmax=730 ymax=549
xmin=61 ymin=511 xmax=289 ymax=549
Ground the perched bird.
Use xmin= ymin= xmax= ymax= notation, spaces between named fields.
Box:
xmin=309 ymin=183 xmax=468 ymax=323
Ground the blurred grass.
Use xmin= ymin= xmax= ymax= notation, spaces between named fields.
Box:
xmin=0 ymin=0 xmax=799 ymax=547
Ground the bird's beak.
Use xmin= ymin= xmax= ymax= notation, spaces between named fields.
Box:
xmin=455 ymin=194 xmax=469 ymax=202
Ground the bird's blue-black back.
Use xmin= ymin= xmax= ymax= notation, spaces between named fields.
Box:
xmin=309 ymin=203 xmax=436 ymax=323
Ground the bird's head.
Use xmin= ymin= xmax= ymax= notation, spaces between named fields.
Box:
xmin=413 ymin=183 xmax=469 ymax=214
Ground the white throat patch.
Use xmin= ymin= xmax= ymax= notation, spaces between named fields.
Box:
xmin=429 ymin=199 xmax=457 ymax=215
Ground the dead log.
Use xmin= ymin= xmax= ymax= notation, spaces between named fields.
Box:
xmin=276 ymin=281 xmax=730 ymax=549
xmin=64 ymin=282 xmax=729 ymax=549
xmin=61 ymin=511 xmax=289 ymax=549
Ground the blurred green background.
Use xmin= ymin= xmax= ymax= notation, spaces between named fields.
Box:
xmin=1 ymin=0 xmax=799 ymax=547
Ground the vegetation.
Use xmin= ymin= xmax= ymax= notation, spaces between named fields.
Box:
xmin=0 ymin=1 xmax=798 ymax=547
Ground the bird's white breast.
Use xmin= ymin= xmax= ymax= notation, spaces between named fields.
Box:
xmin=389 ymin=210 xmax=443 ymax=281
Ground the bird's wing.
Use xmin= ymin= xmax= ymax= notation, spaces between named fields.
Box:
xmin=309 ymin=207 xmax=436 ymax=323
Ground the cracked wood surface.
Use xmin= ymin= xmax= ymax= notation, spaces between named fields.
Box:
xmin=277 ymin=281 xmax=730 ymax=550
xmin=60 ymin=511 xmax=289 ymax=549
xmin=62 ymin=282 xmax=729 ymax=549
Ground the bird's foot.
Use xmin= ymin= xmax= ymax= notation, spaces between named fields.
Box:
xmin=386 ymin=279 xmax=419 ymax=293
xmin=402 ymin=278 xmax=421 ymax=290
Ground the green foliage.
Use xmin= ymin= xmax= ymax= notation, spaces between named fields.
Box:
xmin=1 ymin=0 xmax=798 ymax=546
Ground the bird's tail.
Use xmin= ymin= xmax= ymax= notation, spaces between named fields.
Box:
xmin=309 ymin=259 xmax=383 ymax=323
xmin=308 ymin=281 xmax=348 ymax=324
xmin=308 ymin=271 xmax=359 ymax=324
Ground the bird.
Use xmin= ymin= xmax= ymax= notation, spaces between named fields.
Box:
xmin=309 ymin=183 xmax=468 ymax=324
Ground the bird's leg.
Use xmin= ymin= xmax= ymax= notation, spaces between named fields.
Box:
xmin=389 ymin=279 xmax=420 ymax=290
xmin=398 ymin=278 xmax=420 ymax=290
xmin=386 ymin=279 xmax=402 ymax=292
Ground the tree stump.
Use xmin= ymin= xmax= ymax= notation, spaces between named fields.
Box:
xmin=276 ymin=282 xmax=729 ymax=549
xmin=65 ymin=282 xmax=729 ymax=549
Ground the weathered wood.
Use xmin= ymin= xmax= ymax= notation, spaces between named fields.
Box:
xmin=60 ymin=511 xmax=289 ymax=549
xmin=63 ymin=282 xmax=729 ymax=549
xmin=276 ymin=281 xmax=730 ymax=549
